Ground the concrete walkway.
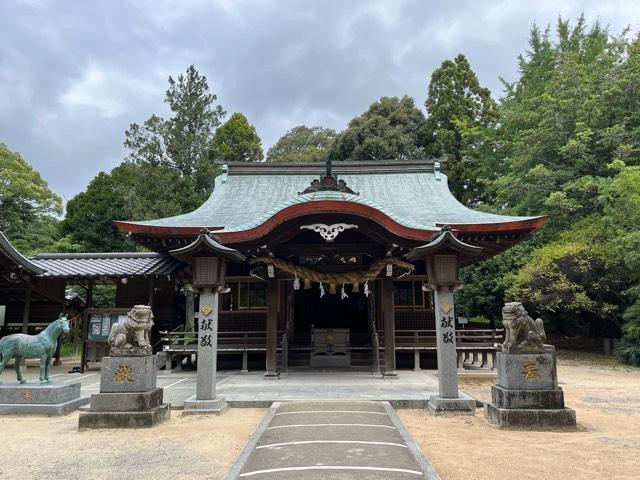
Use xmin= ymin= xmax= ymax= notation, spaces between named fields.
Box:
xmin=2 ymin=365 xmax=484 ymax=409
xmin=226 ymin=401 xmax=440 ymax=479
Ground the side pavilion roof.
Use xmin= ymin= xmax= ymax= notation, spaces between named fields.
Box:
xmin=30 ymin=252 xmax=184 ymax=280
xmin=115 ymin=160 xmax=545 ymax=244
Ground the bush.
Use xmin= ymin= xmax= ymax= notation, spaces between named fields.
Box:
xmin=616 ymin=301 xmax=640 ymax=366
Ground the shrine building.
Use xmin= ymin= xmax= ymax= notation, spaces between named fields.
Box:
xmin=1 ymin=160 xmax=544 ymax=389
xmin=113 ymin=159 xmax=544 ymax=378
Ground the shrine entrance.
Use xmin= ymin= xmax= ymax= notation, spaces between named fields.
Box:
xmin=291 ymin=286 xmax=371 ymax=369
xmin=293 ymin=287 xmax=369 ymax=335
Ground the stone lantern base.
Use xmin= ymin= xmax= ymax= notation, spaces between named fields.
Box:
xmin=182 ymin=395 xmax=228 ymax=415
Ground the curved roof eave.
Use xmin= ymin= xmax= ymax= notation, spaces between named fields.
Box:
xmin=114 ymin=164 xmax=547 ymax=243
xmin=0 ymin=231 xmax=45 ymax=276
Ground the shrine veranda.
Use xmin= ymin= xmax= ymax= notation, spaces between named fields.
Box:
xmin=0 ymin=160 xmax=545 ymax=407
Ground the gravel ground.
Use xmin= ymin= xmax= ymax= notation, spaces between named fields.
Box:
xmin=399 ymin=351 xmax=640 ymax=480
xmin=0 ymin=408 xmax=266 ymax=480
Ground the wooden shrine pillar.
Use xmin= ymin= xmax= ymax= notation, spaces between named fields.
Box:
xmin=382 ymin=276 xmax=397 ymax=376
xmin=21 ymin=279 xmax=32 ymax=334
xmin=80 ymin=280 xmax=94 ymax=373
xmin=265 ymin=278 xmax=279 ymax=377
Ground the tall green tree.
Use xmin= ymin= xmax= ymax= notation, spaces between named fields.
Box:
xmin=212 ymin=112 xmax=263 ymax=162
xmin=64 ymin=66 xmax=228 ymax=252
xmin=0 ymin=143 xmax=63 ymax=254
xmin=457 ymin=18 xmax=640 ymax=362
xmin=124 ymin=65 xmax=226 ymax=205
xmin=267 ymin=125 xmax=336 ymax=163
xmin=328 ymin=96 xmax=427 ymax=161
xmin=425 ymin=54 xmax=498 ymax=202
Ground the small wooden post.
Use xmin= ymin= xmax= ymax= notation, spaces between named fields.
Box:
xmin=80 ymin=280 xmax=94 ymax=374
xmin=414 ymin=349 xmax=421 ymax=371
xmin=241 ymin=350 xmax=249 ymax=373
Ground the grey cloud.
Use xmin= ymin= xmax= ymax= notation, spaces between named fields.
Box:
xmin=1 ymin=0 xmax=638 ymax=201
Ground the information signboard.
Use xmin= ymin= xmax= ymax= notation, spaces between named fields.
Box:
xmin=88 ymin=314 xmax=123 ymax=341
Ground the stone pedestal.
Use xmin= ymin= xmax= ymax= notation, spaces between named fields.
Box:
xmin=485 ymin=348 xmax=576 ymax=428
xmin=0 ymin=382 xmax=88 ymax=415
xmin=183 ymin=395 xmax=228 ymax=415
xmin=427 ymin=392 xmax=476 ymax=415
xmin=79 ymin=355 xmax=170 ymax=429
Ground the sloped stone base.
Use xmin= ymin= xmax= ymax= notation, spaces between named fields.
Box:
xmin=427 ymin=393 xmax=476 ymax=415
xmin=485 ymin=402 xmax=576 ymax=428
xmin=0 ymin=383 xmax=88 ymax=415
xmin=182 ymin=395 xmax=227 ymax=415
xmin=491 ymin=385 xmax=566 ymax=409
xmin=79 ymin=403 xmax=170 ymax=429
xmin=79 ymin=386 xmax=170 ymax=428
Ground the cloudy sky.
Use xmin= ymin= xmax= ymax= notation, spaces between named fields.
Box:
xmin=1 ymin=0 xmax=639 ymax=201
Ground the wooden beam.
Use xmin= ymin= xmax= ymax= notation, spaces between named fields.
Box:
xmin=382 ymin=277 xmax=396 ymax=375
xmin=21 ymin=279 xmax=32 ymax=334
xmin=80 ymin=280 xmax=94 ymax=374
xmin=275 ymin=243 xmax=387 ymax=256
xmin=264 ymin=278 xmax=279 ymax=377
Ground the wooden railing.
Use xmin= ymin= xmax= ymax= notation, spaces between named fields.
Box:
xmin=395 ymin=328 xmax=504 ymax=370
xmin=159 ymin=327 xmax=504 ymax=372
xmin=160 ymin=330 xmax=285 ymax=352
xmin=160 ymin=329 xmax=283 ymax=373
xmin=395 ymin=328 xmax=504 ymax=349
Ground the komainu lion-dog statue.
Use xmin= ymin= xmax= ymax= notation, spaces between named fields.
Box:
xmin=502 ymin=302 xmax=546 ymax=353
xmin=108 ymin=305 xmax=154 ymax=355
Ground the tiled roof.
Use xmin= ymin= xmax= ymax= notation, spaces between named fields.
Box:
xmin=30 ymin=252 xmax=184 ymax=279
xmin=118 ymin=160 xmax=540 ymax=234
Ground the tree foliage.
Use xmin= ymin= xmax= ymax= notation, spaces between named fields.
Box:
xmin=213 ymin=112 xmax=263 ymax=162
xmin=454 ymin=18 xmax=640 ymax=364
xmin=124 ymin=65 xmax=225 ymax=203
xmin=425 ymin=54 xmax=499 ymax=202
xmin=267 ymin=125 xmax=336 ymax=163
xmin=64 ymin=66 xmax=227 ymax=252
xmin=0 ymin=143 xmax=63 ymax=254
xmin=328 ymin=96 xmax=427 ymax=161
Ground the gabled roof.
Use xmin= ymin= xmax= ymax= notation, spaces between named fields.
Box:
xmin=30 ymin=252 xmax=184 ymax=279
xmin=169 ymin=232 xmax=246 ymax=262
xmin=115 ymin=160 xmax=545 ymax=243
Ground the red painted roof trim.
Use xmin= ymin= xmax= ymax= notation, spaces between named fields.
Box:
xmin=437 ymin=216 xmax=547 ymax=233
xmin=115 ymin=202 xmax=546 ymax=244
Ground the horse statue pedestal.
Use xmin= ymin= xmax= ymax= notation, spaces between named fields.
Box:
xmin=0 ymin=382 xmax=88 ymax=415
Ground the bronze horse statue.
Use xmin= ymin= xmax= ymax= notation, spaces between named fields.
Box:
xmin=0 ymin=314 xmax=70 ymax=384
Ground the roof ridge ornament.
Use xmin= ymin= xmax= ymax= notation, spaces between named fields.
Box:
xmin=200 ymin=227 xmax=223 ymax=243
xmin=299 ymin=160 xmax=359 ymax=195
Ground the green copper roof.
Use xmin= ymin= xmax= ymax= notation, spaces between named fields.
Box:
xmin=122 ymin=160 xmax=539 ymax=233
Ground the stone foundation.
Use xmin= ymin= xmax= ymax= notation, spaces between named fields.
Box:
xmin=183 ymin=395 xmax=228 ymax=415
xmin=485 ymin=348 xmax=576 ymax=428
xmin=79 ymin=355 xmax=169 ymax=429
xmin=485 ymin=403 xmax=576 ymax=428
xmin=427 ymin=393 xmax=476 ymax=415
xmin=0 ymin=382 xmax=88 ymax=415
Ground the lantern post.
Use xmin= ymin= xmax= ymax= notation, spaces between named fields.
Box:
xmin=169 ymin=230 xmax=245 ymax=414
xmin=407 ymin=227 xmax=482 ymax=415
